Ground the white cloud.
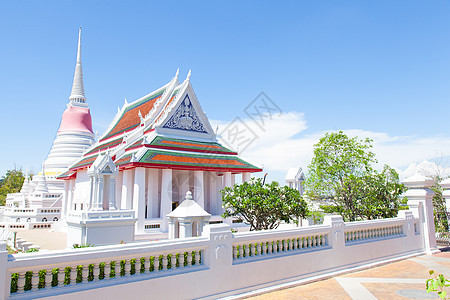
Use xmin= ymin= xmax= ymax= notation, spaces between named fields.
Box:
xmin=211 ymin=112 xmax=450 ymax=184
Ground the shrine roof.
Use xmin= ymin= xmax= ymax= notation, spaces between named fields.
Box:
xmin=118 ymin=149 xmax=261 ymax=172
xmin=70 ymin=155 xmax=98 ymax=170
xmin=84 ymin=137 xmax=123 ymax=156
xmin=100 ymin=87 xmax=166 ymax=142
xmin=56 ymin=169 xmax=76 ymax=180
xmin=148 ymin=136 xmax=236 ymax=155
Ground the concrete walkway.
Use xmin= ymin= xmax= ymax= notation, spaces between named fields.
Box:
xmin=246 ymin=251 xmax=450 ymax=300
xmin=16 ymin=229 xmax=67 ymax=250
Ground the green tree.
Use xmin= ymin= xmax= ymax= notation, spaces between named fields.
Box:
xmin=305 ymin=131 xmax=406 ymax=221
xmin=0 ymin=169 xmax=25 ymax=206
xmin=221 ymin=178 xmax=309 ymax=231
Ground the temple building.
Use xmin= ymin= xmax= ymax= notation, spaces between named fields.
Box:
xmin=0 ymin=28 xmax=95 ymax=229
xmin=58 ymin=69 xmax=262 ymax=241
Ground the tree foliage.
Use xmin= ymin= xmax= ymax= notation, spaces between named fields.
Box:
xmin=0 ymin=169 xmax=25 ymax=206
xmin=221 ymin=178 xmax=309 ymax=231
xmin=305 ymin=131 xmax=406 ymax=222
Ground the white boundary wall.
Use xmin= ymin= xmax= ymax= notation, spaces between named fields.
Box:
xmin=0 ymin=206 xmax=433 ymax=300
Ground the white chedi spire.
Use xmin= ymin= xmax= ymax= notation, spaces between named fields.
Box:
xmin=34 ymin=165 xmax=49 ymax=194
xmin=69 ymin=27 xmax=86 ymax=106
xmin=20 ymin=168 xmax=32 ymax=194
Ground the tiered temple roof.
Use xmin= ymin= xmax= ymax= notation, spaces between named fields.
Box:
xmin=60 ymin=70 xmax=262 ymax=178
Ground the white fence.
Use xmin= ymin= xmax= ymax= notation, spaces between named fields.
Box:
xmin=0 ymin=207 xmax=431 ymax=300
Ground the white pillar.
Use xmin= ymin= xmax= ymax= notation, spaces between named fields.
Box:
xmin=62 ymin=180 xmax=69 ymax=217
xmin=224 ymin=172 xmax=232 ymax=187
xmin=67 ymin=179 xmax=75 ymax=212
xmin=194 ymin=171 xmax=205 ymax=208
xmin=148 ymin=169 xmax=160 ymax=218
xmin=231 ymin=174 xmax=235 ymax=186
xmin=403 ymin=174 xmax=438 ymax=255
xmin=115 ymin=172 xmax=123 ymax=209
xmin=121 ymin=169 xmax=133 ymax=210
xmin=179 ymin=218 xmax=192 ymax=238
xmin=108 ymin=178 xmax=116 ymax=210
xmin=161 ymin=169 xmax=173 ymax=232
xmin=92 ymin=177 xmax=104 ymax=211
xmin=180 ymin=170 xmax=190 ymax=203
xmin=242 ymin=172 xmax=251 ymax=182
xmin=209 ymin=174 xmax=217 ymax=215
xmin=133 ymin=168 xmax=146 ymax=234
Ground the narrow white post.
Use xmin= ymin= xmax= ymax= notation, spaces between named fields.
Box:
xmin=148 ymin=169 xmax=160 ymax=218
xmin=224 ymin=172 xmax=232 ymax=188
xmin=133 ymin=167 xmax=146 ymax=234
xmin=161 ymin=169 xmax=173 ymax=232
xmin=121 ymin=169 xmax=133 ymax=209
xmin=115 ymin=172 xmax=123 ymax=209
xmin=242 ymin=172 xmax=251 ymax=182
xmin=0 ymin=242 xmax=9 ymax=300
xmin=61 ymin=180 xmax=70 ymax=217
xmin=108 ymin=177 xmax=116 ymax=210
xmin=67 ymin=179 xmax=75 ymax=212
xmin=403 ymin=174 xmax=438 ymax=254
xmin=194 ymin=171 xmax=205 ymax=208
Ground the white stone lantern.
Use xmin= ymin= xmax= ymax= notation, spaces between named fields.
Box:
xmin=167 ymin=191 xmax=211 ymax=239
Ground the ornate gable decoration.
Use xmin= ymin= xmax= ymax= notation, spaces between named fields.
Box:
xmin=162 ymin=95 xmax=207 ymax=133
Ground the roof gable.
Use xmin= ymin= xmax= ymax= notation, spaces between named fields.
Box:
xmin=155 ymin=81 xmax=216 ymax=141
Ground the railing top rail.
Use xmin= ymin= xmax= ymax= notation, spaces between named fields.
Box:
xmin=343 ymin=216 xmax=412 ymax=230
xmin=232 ymin=224 xmax=331 ymax=243
xmin=7 ymin=236 xmax=209 ymax=271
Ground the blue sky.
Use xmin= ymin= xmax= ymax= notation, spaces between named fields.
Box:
xmin=1 ymin=1 xmax=450 ymax=183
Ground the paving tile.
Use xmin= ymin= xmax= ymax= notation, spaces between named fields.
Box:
xmin=342 ymin=260 xmax=430 ymax=279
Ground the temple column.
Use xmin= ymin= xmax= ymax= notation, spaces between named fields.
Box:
xmin=208 ymin=174 xmax=217 ymax=215
xmin=194 ymin=171 xmax=204 ymax=208
xmin=108 ymin=177 xmax=116 ymax=210
xmin=161 ymin=169 xmax=172 ymax=232
xmin=115 ymin=172 xmax=123 ymax=209
xmin=222 ymin=172 xmax=232 ymax=222
xmin=121 ymin=169 xmax=133 ymax=210
xmin=133 ymin=168 xmax=146 ymax=234
xmin=180 ymin=170 xmax=189 ymax=203
xmin=92 ymin=177 xmax=104 ymax=211
xmin=62 ymin=180 xmax=70 ymax=217
xmin=231 ymin=174 xmax=235 ymax=186
xmin=148 ymin=169 xmax=159 ymax=218
xmin=68 ymin=179 xmax=75 ymax=212
xmin=224 ymin=172 xmax=232 ymax=187
xmin=242 ymin=172 xmax=251 ymax=183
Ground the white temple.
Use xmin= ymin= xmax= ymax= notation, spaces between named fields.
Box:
xmin=57 ymin=68 xmax=262 ymax=245
xmin=0 ymin=28 xmax=95 ymax=229
xmin=285 ymin=166 xmax=305 ymax=195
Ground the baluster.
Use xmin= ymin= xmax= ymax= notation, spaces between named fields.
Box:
xmin=92 ymin=263 xmax=100 ymax=281
xmin=171 ymin=254 xmax=177 ymax=269
xmin=57 ymin=268 xmax=65 ymax=287
xmin=262 ymin=241 xmax=267 ymax=255
xmin=81 ymin=265 xmax=88 ymax=283
xmin=162 ymin=255 xmax=168 ymax=270
xmin=314 ymin=236 xmax=318 ymax=246
xmin=45 ymin=269 xmax=53 ymax=288
xmin=302 ymin=237 xmax=306 ymax=248
xmin=268 ymin=241 xmax=273 ymax=254
xmin=141 ymin=257 xmax=148 ymax=273
xmin=17 ymin=272 xmax=26 ymax=293
xmin=257 ymin=243 xmax=261 ymax=255
xmin=114 ymin=261 xmax=121 ymax=278
xmin=321 ymin=235 xmax=326 ymax=246
xmin=249 ymin=244 xmax=254 ymax=256
xmin=187 ymin=252 xmax=192 ymax=267
xmin=154 ymin=256 xmax=160 ymax=272
xmin=31 ymin=271 xmax=39 ymax=291
xmin=196 ymin=251 xmax=202 ymax=265
xmin=104 ymin=262 xmax=111 ymax=279
xmin=280 ymin=240 xmax=284 ymax=251
xmin=70 ymin=266 xmax=77 ymax=285
xmin=308 ymin=237 xmax=313 ymax=248
xmin=293 ymin=238 xmax=298 ymax=249
xmin=245 ymin=244 xmax=250 ymax=257
xmin=124 ymin=260 xmax=131 ymax=276
xmin=233 ymin=246 xmax=238 ymax=259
